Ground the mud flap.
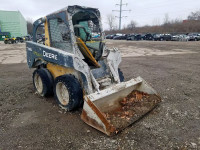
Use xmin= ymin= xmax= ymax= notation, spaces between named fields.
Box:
xmin=81 ymin=76 xmax=161 ymax=136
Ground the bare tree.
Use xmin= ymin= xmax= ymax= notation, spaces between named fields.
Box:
xmin=163 ymin=13 xmax=170 ymax=25
xmin=152 ymin=18 xmax=161 ymax=26
xmin=105 ymin=11 xmax=200 ymax=35
xmin=27 ymin=18 xmax=33 ymax=35
xmin=188 ymin=10 xmax=200 ymax=20
xmin=170 ymin=18 xmax=182 ymax=24
xmin=106 ymin=14 xmax=116 ymax=31
xmin=127 ymin=20 xmax=137 ymax=30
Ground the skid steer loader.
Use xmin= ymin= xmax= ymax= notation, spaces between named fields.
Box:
xmin=26 ymin=5 xmax=161 ymax=136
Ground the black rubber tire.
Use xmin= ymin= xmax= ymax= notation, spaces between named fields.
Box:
xmin=8 ymin=40 xmax=12 ymax=44
xmin=11 ymin=40 xmax=15 ymax=44
xmin=4 ymin=40 xmax=8 ymax=44
xmin=54 ymin=75 xmax=83 ymax=111
xmin=33 ymin=68 xmax=54 ymax=97
xmin=118 ymin=68 xmax=124 ymax=82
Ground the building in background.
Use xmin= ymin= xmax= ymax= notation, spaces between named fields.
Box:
xmin=0 ymin=10 xmax=27 ymax=39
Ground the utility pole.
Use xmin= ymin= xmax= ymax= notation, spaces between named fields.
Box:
xmin=113 ymin=0 xmax=131 ymax=30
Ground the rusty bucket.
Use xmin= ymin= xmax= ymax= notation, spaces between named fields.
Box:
xmin=81 ymin=76 xmax=161 ymax=136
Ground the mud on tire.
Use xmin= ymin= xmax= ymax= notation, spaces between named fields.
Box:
xmin=33 ymin=68 xmax=54 ymax=97
xmin=54 ymin=74 xmax=83 ymax=111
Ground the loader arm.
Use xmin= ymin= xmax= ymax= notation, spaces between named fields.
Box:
xmin=76 ymin=37 xmax=100 ymax=68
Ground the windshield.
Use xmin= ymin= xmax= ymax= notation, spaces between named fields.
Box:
xmin=72 ymin=10 xmax=103 ymax=61
xmin=78 ymin=20 xmax=101 ymax=50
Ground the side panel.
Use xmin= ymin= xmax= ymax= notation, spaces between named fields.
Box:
xmin=26 ymin=41 xmax=93 ymax=94
xmin=26 ymin=41 xmax=73 ymax=69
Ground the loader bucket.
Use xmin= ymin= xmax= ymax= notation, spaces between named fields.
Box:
xmin=81 ymin=76 xmax=161 ymax=136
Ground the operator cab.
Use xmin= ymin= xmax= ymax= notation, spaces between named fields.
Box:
xmin=33 ymin=6 xmax=104 ymax=67
xmin=70 ymin=6 xmax=104 ymax=66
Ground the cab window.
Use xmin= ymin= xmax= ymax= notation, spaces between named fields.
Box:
xmin=49 ymin=18 xmax=72 ymax=53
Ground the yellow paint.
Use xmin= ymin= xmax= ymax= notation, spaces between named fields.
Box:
xmin=47 ymin=63 xmax=76 ymax=78
xmin=44 ymin=17 xmax=50 ymax=47
xmin=76 ymin=37 xmax=100 ymax=68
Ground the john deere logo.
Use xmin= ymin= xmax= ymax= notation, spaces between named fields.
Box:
xmin=43 ymin=50 xmax=58 ymax=60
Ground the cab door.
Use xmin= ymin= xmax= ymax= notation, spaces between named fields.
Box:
xmin=47 ymin=12 xmax=73 ymax=54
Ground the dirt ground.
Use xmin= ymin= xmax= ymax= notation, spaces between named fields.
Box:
xmin=0 ymin=40 xmax=200 ymax=150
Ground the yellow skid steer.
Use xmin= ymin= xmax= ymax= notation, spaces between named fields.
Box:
xmin=26 ymin=5 xmax=161 ymax=136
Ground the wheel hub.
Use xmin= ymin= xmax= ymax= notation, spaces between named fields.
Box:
xmin=56 ymin=82 xmax=69 ymax=106
xmin=34 ymin=73 xmax=43 ymax=94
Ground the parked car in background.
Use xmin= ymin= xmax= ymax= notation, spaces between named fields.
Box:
xmin=144 ymin=33 xmax=154 ymax=40
xmin=126 ymin=34 xmax=142 ymax=41
xmin=106 ymin=34 xmax=123 ymax=39
xmin=106 ymin=32 xmax=199 ymax=42
xmin=162 ymin=34 xmax=172 ymax=41
xmin=134 ymin=34 xmax=142 ymax=41
xmin=127 ymin=34 xmax=155 ymax=41
xmin=153 ymin=34 xmax=164 ymax=41
xmin=105 ymin=34 xmax=113 ymax=39
xmin=16 ymin=37 xmax=24 ymax=43
xmin=113 ymin=33 xmax=124 ymax=39
xmin=188 ymin=33 xmax=200 ymax=41
xmin=179 ymin=34 xmax=189 ymax=41
xmin=126 ymin=34 xmax=135 ymax=40
xmin=141 ymin=34 xmax=146 ymax=40
xmin=113 ymin=35 xmax=127 ymax=40
xmin=25 ymin=35 xmax=32 ymax=41
xmin=171 ymin=34 xmax=180 ymax=41
xmin=92 ymin=33 xmax=100 ymax=38
xmin=153 ymin=34 xmax=171 ymax=41
xmin=198 ymin=34 xmax=200 ymax=41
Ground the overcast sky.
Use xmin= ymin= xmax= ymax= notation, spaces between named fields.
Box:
xmin=0 ymin=0 xmax=200 ymax=29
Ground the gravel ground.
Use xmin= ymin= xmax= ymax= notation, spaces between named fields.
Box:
xmin=0 ymin=41 xmax=200 ymax=150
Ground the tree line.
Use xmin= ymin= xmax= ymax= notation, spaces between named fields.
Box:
xmin=105 ymin=10 xmax=200 ymax=34
xmin=26 ymin=10 xmax=200 ymax=35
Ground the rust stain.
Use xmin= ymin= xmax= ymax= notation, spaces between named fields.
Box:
xmin=81 ymin=97 xmax=116 ymax=136
xmin=81 ymin=110 xmax=106 ymax=134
